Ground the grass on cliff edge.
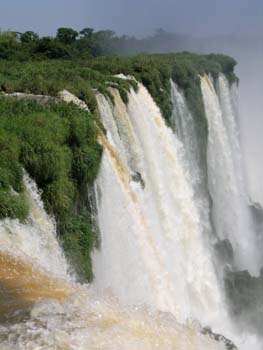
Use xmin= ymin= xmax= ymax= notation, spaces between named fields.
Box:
xmin=0 ymin=52 xmax=237 ymax=124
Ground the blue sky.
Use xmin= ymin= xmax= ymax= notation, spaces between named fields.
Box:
xmin=1 ymin=0 xmax=263 ymax=36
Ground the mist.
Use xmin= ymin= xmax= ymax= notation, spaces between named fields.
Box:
xmin=233 ymin=51 xmax=263 ymax=205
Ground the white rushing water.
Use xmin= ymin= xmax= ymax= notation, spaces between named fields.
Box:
xmin=170 ymin=80 xmax=203 ymax=192
xmin=170 ymin=81 xmax=212 ymax=241
xmin=200 ymin=74 xmax=261 ymax=275
xmin=93 ymin=84 xmax=227 ymax=328
xmin=0 ymin=173 xmax=69 ymax=278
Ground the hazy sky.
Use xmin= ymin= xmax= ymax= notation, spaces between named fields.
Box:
xmin=1 ymin=0 xmax=263 ymax=37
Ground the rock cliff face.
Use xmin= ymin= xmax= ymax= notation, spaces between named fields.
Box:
xmin=225 ymin=268 xmax=263 ymax=334
xmin=1 ymin=91 xmax=56 ymax=103
xmin=202 ymin=327 xmax=238 ymax=350
xmin=58 ymin=90 xmax=90 ymax=111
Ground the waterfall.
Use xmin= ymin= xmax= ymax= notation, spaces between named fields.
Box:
xmin=170 ymin=80 xmax=204 ymax=192
xmin=200 ymin=74 xmax=261 ymax=275
xmin=93 ymin=83 xmax=226 ymax=328
xmin=170 ymin=81 xmax=212 ymax=240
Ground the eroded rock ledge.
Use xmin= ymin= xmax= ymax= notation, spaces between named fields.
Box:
xmin=1 ymin=90 xmax=90 ymax=112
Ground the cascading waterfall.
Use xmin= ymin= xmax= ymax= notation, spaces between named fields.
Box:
xmin=0 ymin=173 xmax=72 ymax=315
xmin=170 ymin=81 xmax=212 ymax=240
xmin=93 ymin=83 xmax=227 ymax=328
xmin=170 ymin=80 xmax=204 ymax=193
xmin=200 ymin=74 xmax=261 ymax=275
xmin=0 ymin=173 xmax=69 ymax=279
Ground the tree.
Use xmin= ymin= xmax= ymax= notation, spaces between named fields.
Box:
xmin=91 ymin=30 xmax=116 ymax=56
xmin=0 ymin=31 xmax=19 ymax=59
xmin=56 ymin=27 xmax=78 ymax=45
xmin=0 ymin=31 xmax=18 ymax=44
xmin=34 ymin=37 xmax=70 ymax=59
xmin=79 ymin=28 xmax=94 ymax=39
xmin=20 ymin=31 xmax=39 ymax=43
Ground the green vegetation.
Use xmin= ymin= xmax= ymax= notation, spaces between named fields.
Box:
xmin=0 ymin=28 xmax=119 ymax=60
xmin=62 ymin=211 xmax=96 ymax=280
xmin=0 ymin=128 xmax=27 ymax=220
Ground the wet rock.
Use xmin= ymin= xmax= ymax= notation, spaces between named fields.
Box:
xmin=249 ymin=200 xmax=263 ymax=224
xmin=1 ymin=92 xmax=56 ymax=104
xmin=224 ymin=268 xmax=263 ymax=333
xmin=201 ymin=326 xmax=238 ymax=350
xmin=58 ymin=90 xmax=90 ymax=112
xmin=1 ymin=90 xmax=90 ymax=113
xmin=131 ymin=172 xmax=145 ymax=189
xmin=214 ymin=239 xmax=234 ymax=264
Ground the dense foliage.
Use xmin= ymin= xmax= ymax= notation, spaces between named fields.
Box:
xmin=0 ymin=28 xmax=125 ymax=60
xmin=0 ymin=27 xmax=238 ymax=63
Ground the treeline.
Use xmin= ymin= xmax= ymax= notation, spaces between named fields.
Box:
xmin=0 ymin=27 xmax=198 ymax=60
